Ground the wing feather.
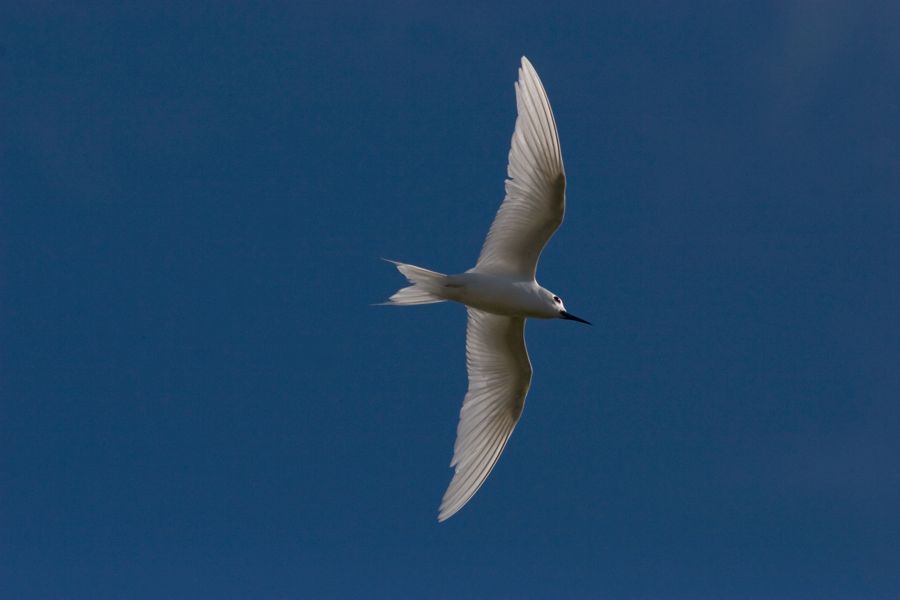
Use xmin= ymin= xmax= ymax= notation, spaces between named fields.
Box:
xmin=475 ymin=56 xmax=566 ymax=278
xmin=437 ymin=309 xmax=532 ymax=521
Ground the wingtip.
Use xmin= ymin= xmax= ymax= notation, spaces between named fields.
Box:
xmin=436 ymin=504 xmax=458 ymax=523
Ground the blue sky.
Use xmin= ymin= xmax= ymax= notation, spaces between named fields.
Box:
xmin=2 ymin=3 xmax=898 ymax=599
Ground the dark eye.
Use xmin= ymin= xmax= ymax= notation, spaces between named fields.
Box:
xmin=552 ymin=295 xmax=560 ymax=303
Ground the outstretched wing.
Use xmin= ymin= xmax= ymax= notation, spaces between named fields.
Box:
xmin=438 ymin=309 xmax=532 ymax=521
xmin=475 ymin=56 xmax=566 ymax=279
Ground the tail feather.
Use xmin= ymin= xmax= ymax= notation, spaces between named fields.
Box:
xmin=383 ymin=259 xmax=448 ymax=305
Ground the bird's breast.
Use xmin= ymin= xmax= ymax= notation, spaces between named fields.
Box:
xmin=445 ymin=272 xmax=549 ymax=318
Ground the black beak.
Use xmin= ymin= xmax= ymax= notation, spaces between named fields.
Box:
xmin=560 ymin=311 xmax=591 ymax=325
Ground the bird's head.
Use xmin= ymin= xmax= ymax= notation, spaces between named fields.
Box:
xmin=546 ymin=290 xmax=591 ymax=325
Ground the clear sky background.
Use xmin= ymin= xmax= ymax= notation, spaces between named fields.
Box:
xmin=2 ymin=3 xmax=898 ymax=599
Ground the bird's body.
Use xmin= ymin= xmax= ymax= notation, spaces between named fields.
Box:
xmin=384 ymin=57 xmax=588 ymax=521
xmin=444 ymin=272 xmax=558 ymax=318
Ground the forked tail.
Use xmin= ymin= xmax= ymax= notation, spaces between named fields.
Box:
xmin=382 ymin=259 xmax=448 ymax=305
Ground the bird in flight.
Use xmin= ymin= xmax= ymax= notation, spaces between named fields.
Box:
xmin=384 ymin=56 xmax=589 ymax=521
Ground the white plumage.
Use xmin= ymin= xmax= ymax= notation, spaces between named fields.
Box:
xmin=440 ymin=309 xmax=530 ymax=520
xmin=384 ymin=57 xmax=588 ymax=522
xmin=477 ymin=57 xmax=566 ymax=279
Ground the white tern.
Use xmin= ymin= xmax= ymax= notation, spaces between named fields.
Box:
xmin=384 ymin=56 xmax=589 ymax=521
